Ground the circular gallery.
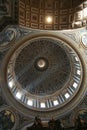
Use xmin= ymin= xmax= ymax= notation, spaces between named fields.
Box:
xmin=1 ymin=33 xmax=87 ymax=119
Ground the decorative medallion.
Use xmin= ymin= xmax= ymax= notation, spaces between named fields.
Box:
xmin=0 ymin=28 xmax=16 ymax=46
xmin=81 ymin=33 xmax=87 ymax=48
xmin=0 ymin=108 xmax=18 ymax=130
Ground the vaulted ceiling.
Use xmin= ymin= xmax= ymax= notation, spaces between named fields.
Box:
xmin=0 ymin=0 xmax=87 ymax=31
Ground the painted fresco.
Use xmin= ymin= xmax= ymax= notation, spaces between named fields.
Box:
xmin=0 ymin=110 xmax=15 ymax=130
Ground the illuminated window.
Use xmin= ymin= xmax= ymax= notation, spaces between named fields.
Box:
xmin=8 ymin=69 xmax=10 ymax=74
xmin=53 ymin=100 xmax=59 ymax=106
xmin=40 ymin=103 xmax=46 ymax=108
xmin=73 ymin=82 xmax=78 ymax=88
xmin=75 ymin=21 xmax=81 ymax=25
xmin=27 ymin=100 xmax=33 ymax=106
xmin=77 ymin=70 xmax=81 ymax=75
xmin=46 ymin=16 xmax=53 ymax=23
xmin=8 ymin=80 xmax=14 ymax=88
xmin=75 ymin=57 xmax=79 ymax=61
xmin=16 ymin=91 xmax=22 ymax=99
xmin=65 ymin=93 xmax=70 ymax=99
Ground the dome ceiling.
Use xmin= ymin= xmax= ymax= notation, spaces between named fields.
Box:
xmin=14 ymin=38 xmax=71 ymax=95
xmin=1 ymin=31 xmax=86 ymax=119
xmin=0 ymin=24 xmax=87 ymax=127
xmin=18 ymin=0 xmax=87 ymax=30
xmin=0 ymin=0 xmax=87 ymax=31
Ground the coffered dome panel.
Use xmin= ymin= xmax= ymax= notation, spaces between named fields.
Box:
xmin=18 ymin=0 xmax=87 ymax=30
